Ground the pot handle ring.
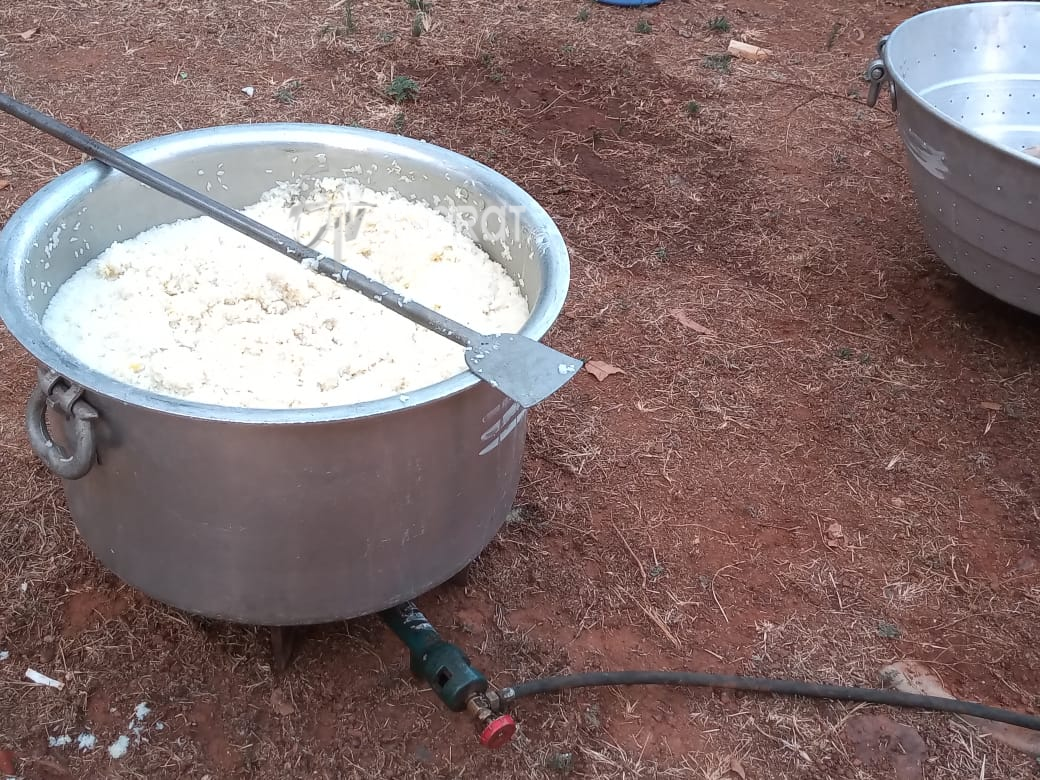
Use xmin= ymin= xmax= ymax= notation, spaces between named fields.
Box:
xmin=26 ymin=369 xmax=99 ymax=481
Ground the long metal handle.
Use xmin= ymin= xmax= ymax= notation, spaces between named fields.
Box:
xmin=0 ymin=91 xmax=482 ymax=348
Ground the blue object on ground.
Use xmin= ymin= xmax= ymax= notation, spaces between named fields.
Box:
xmin=596 ymin=0 xmax=661 ymax=6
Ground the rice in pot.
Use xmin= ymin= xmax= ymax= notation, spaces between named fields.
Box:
xmin=41 ymin=177 xmax=530 ymax=409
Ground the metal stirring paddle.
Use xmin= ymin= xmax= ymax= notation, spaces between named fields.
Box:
xmin=0 ymin=92 xmax=584 ymax=409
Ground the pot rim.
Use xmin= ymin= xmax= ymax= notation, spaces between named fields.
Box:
xmin=882 ymin=1 xmax=1040 ymax=170
xmin=0 ymin=122 xmax=570 ymax=423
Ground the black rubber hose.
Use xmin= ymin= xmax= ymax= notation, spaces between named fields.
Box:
xmin=498 ymin=671 xmax=1040 ymax=731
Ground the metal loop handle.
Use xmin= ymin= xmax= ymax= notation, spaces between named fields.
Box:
xmin=26 ymin=372 xmax=99 ymax=480
xmin=865 ymin=59 xmax=898 ymax=112
xmin=865 ymin=59 xmax=887 ymax=109
xmin=865 ymin=35 xmax=897 ymax=112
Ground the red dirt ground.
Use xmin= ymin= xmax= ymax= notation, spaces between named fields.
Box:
xmin=1 ymin=0 xmax=1038 ymax=778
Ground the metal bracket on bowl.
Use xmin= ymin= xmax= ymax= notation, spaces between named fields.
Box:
xmin=865 ymin=36 xmax=897 ymax=111
xmin=26 ymin=368 xmax=99 ymax=480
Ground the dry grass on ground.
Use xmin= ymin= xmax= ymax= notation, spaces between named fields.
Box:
xmin=1 ymin=0 xmax=1039 ymax=778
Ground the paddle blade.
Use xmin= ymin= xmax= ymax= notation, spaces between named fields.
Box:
xmin=464 ymin=334 xmax=583 ymax=408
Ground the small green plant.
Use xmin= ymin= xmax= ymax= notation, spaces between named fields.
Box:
xmin=583 ymin=704 xmax=601 ymax=729
xmin=275 ymin=79 xmax=301 ymax=104
xmin=546 ymin=752 xmax=574 ymax=773
xmin=393 ymin=111 xmax=406 ymax=132
xmin=654 ymin=247 xmax=668 ymax=261
xmin=378 ymin=30 xmax=395 ymax=43
xmin=684 ymin=100 xmax=700 ymax=116
xmin=411 ymin=11 xmax=428 ymax=36
xmin=836 ymin=346 xmax=871 ymax=363
xmin=877 ymin=621 xmax=901 ymax=639
xmin=386 ymin=75 xmax=420 ymax=103
xmin=321 ymin=1 xmax=356 ymax=41
xmin=405 ymin=0 xmax=432 ymax=35
xmin=702 ymin=53 xmax=734 ymax=73
xmin=635 ymin=19 xmax=652 ymax=34
xmin=480 ymin=52 xmax=505 ymax=83
xmin=576 ymin=7 xmax=590 ymax=21
xmin=707 ymin=15 xmax=730 ymax=32
xmin=561 ymin=43 xmax=576 ymax=55
xmin=825 ymin=20 xmax=842 ymax=50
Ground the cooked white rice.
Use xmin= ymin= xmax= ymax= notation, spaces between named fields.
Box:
xmin=41 ymin=177 xmax=529 ymax=408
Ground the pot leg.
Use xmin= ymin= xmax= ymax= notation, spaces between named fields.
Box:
xmin=448 ymin=564 xmax=473 ymax=587
xmin=270 ymin=626 xmax=297 ymax=672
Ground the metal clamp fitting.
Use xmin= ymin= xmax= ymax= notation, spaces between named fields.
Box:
xmin=865 ymin=59 xmax=887 ymax=109
xmin=865 ymin=35 xmax=897 ymax=111
xmin=26 ymin=368 xmax=99 ymax=480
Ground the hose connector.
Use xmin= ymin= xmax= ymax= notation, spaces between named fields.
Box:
xmin=467 ymin=693 xmax=516 ymax=748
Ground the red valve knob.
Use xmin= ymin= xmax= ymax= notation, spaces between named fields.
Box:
xmin=479 ymin=714 xmax=517 ymax=748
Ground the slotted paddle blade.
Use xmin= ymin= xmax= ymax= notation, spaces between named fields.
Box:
xmin=465 ymin=334 xmax=583 ymax=409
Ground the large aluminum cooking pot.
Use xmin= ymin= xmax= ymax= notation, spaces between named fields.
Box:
xmin=866 ymin=2 xmax=1040 ymax=315
xmin=0 ymin=123 xmax=570 ymax=625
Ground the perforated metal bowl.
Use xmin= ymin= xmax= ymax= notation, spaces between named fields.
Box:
xmin=867 ymin=2 xmax=1040 ymax=314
